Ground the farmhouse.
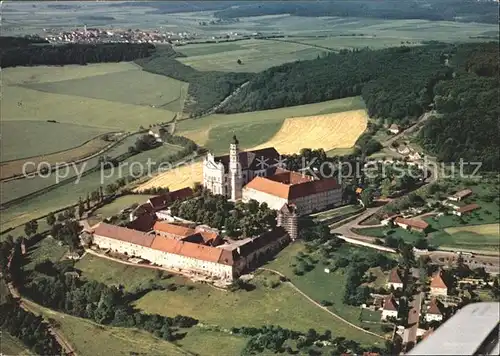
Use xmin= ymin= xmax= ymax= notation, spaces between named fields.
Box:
xmin=381 ymin=294 xmax=399 ymax=320
xmin=430 ymin=270 xmax=449 ymax=296
xmin=394 ymin=217 xmax=429 ymax=233
xmin=389 ymin=124 xmax=400 ymax=134
xmin=130 ymin=187 xmax=193 ymax=221
xmin=387 ymin=267 xmax=404 ymax=290
xmin=448 ymin=189 xmax=472 ymax=202
xmin=202 ymin=135 xmax=280 ymax=200
xmin=452 ymin=203 xmax=480 ymax=216
xmin=425 ymin=298 xmax=444 ymax=322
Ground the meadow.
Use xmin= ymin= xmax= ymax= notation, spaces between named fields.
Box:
xmin=92 ymin=194 xmax=152 ymax=219
xmin=176 ymin=39 xmax=326 ymax=73
xmin=1 ymin=142 xmax=183 ymax=230
xmin=23 ymin=300 xmax=190 ymax=356
xmin=0 ymin=332 xmax=31 ymax=356
xmin=0 ymin=120 xmax=111 ymax=162
xmin=23 ymin=237 xmax=69 ymax=271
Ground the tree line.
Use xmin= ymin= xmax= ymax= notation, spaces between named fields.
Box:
xmin=1 ymin=42 xmax=155 ymax=67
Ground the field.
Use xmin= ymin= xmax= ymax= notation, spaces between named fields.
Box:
xmin=174 ymin=328 xmax=248 ymax=356
xmin=134 ymin=160 xmax=203 ymax=193
xmin=0 ymin=332 xmax=31 ymax=356
xmin=92 ymin=194 xmax=152 ymax=219
xmin=0 ymin=120 xmax=111 ymax=162
xmin=311 ymin=204 xmax=363 ymax=223
xmin=429 ymin=223 xmax=499 ymax=252
xmin=177 ymin=39 xmax=327 ymax=72
xmin=1 ymin=142 xmax=183 ymax=230
xmin=2 ymin=63 xmax=184 ymax=131
xmin=178 ymin=96 xmax=366 ymax=154
xmin=353 ymin=226 xmax=424 ymax=244
xmin=444 ymin=224 xmax=500 ymax=236
xmin=24 ymin=300 xmax=189 ymax=356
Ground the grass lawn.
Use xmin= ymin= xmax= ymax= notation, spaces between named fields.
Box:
xmin=0 ymin=332 xmax=32 ymax=356
xmin=326 ymin=147 xmax=357 ymax=157
xmin=311 ymin=204 xmax=362 ymax=221
xmin=74 ymin=254 xmax=188 ymax=292
xmin=1 ymin=142 xmax=183 ymax=230
xmin=24 ymin=300 xmax=189 ymax=356
xmin=265 ymin=242 xmax=392 ymax=339
xmin=23 ymin=237 xmax=69 ymax=271
xmin=365 ymin=267 xmax=387 ymax=289
xmin=134 ymin=270 xmax=380 ymax=345
xmin=92 ymin=194 xmax=152 ymax=219
xmin=25 ymin=67 xmax=189 ymax=110
xmin=175 ymin=328 xmax=248 ymax=356
xmin=353 ymin=226 xmax=424 ymax=244
xmin=176 ymin=39 xmax=327 ymax=73
xmin=0 ymin=120 xmax=111 ymax=162
xmin=178 ymin=96 xmax=366 ymax=154
xmin=360 ymin=309 xmax=383 ymax=323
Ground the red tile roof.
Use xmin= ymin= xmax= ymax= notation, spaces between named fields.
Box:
xmin=453 ymin=189 xmax=473 ymax=199
xmin=127 ymin=213 xmax=156 ymax=232
xmin=457 ymin=203 xmax=480 ymax=214
xmin=153 ymin=221 xmax=195 ymax=237
xmin=388 ymin=268 xmax=403 ymax=284
xmin=93 ymin=223 xmax=155 ymax=247
xmin=244 ymin=172 xmax=340 ymax=200
xmin=394 ymin=217 xmax=429 ymax=230
xmin=427 ymin=298 xmax=442 ymax=315
xmin=215 ymin=147 xmax=280 ymax=171
xmin=148 ymin=187 xmax=193 ymax=210
xmin=383 ymin=294 xmax=399 ymax=311
xmin=431 ymin=271 xmax=448 ymax=289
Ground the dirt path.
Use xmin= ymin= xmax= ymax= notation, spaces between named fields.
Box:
xmin=257 ymin=268 xmax=387 ymax=340
xmin=7 ymin=283 xmax=77 ymax=356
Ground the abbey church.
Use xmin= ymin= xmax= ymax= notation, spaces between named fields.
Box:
xmin=202 ymin=136 xmax=343 ymax=215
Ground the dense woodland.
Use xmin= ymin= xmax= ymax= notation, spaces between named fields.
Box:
xmin=221 ymin=44 xmax=451 ymax=126
xmin=0 ymin=40 xmax=155 ymax=67
xmin=214 ymin=0 xmax=498 ymax=24
xmin=135 ymin=46 xmax=252 ymax=116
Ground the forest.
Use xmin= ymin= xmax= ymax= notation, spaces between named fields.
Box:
xmin=220 ymin=44 xmax=451 ymax=126
xmin=0 ymin=42 xmax=155 ymax=67
xmin=214 ymin=0 xmax=498 ymax=24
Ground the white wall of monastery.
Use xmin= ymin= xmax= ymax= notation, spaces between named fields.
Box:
xmin=381 ymin=309 xmax=398 ymax=321
xmin=425 ymin=313 xmax=443 ymax=323
xmin=290 ymin=188 xmax=342 ymax=215
xmin=242 ymin=188 xmax=288 ymax=210
xmin=93 ymin=234 xmax=152 ymax=258
xmin=430 ymin=287 xmax=448 ymax=296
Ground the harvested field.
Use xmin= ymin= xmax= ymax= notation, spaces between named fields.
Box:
xmin=0 ymin=120 xmax=111 ymax=162
xmin=251 ymin=109 xmax=368 ymax=154
xmin=134 ymin=161 xmax=203 ymax=193
xmin=1 ymin=134 xmax=116 ymax=179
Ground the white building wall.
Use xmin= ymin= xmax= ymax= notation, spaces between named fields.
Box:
xmin=430 ymin=287 xmax=448 ymax=296
xmin=425 ymin=313 xmax=443 ymax=322
xmin=203 ymin=155 xmax=226 ymax=196
xmin=242 ymin=188 xmax=288 ymax=210
xmin=291 ymin=188 xmax=342 ymax=215
xmin=92 ymin=234 xmax=151 ymax=257
xmin=381 ymin=309 xmax=398 ymax=321
xmin=387 ymin=282 xmax=404 ymax=290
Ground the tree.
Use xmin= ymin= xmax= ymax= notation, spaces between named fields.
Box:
xmin=360 ymin=188 xmax=374 ymax=208
xmin=237 ymin=59 xmax=242 ymax=65
xmin=78 ymin=198 xmax=85 ymax=219
xmin=24 ymin=220 xmax=38 ymax=237
xmin=46 ymin=212 xmax=56 ymax=226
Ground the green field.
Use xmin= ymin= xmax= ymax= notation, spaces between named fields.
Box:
xmin=92 ymin=194 xmax=152 ymax=219
xmin=177 ymin=39 xmax=327 ymax=72
xmin=353 ymin=226 xmax=424 ymax=244
xmin=175 ymin=328 xmax=248 ymax=356
xmin=2 ymin=63 xmax=183 ymax=131
xmin=0 ymin=332 xmax=32 ymax=356
xmin=0 ymin=142 xmax=183 ymax=230
xmin=25 ymin=67 xmax=189 ymax=110
xmin=24 ymin=237 xmax=69 ymax=271
xmin=178 ymin=96 xmax=366 ymax=154
xmin=24 ymin=300 xmax=189 ymax=356
xmin=265 ymin=243 xmax=390 ymax=338
xmin=0 ymin=120 xmax=110 ymax=162
xmin=311 ymin=204 xmax=363 ymax=222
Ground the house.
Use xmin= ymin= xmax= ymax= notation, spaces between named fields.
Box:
xmin=387 ymin=267 xmax=404 ymax=290
xmin=381 ymin=294 xmax=399 ymax=320
xmin=394 ymin=217 xmax=429 ymax=233
xmin=389 ymin=124 xmax=401 ymax=134
xmin=147 ymin=187 xmax=194 ymax=211
xmin=448 ymin=189 xmax=472 ymax=202
xmin=381 ymin=212 xmax=398 ymax=226
xmin=409 ymin=151 xmax=422 ymax=161
xmin=425 ymin=298 xmax=444 ymax=322
xmin=430 ymin=270 xmax=449 ymax=296
xmin=452 ymin=203 xmax=480 ymax=216
xmin=242 ymin=169 xmax=342 ymax=215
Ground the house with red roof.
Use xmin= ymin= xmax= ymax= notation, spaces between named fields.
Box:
xmin=430 ymin=270 xmax=449 ymax=296
xmin=387 ymin=267 xmax=404 ymax=290
xmin=425 ymin=298 xmax=444 ymax=322
xmin=394 ymin=217 xmax=429 ymax=233
xmin=452 ymin=203 xmax=480 ymax=217
xmin=381 ymin=294 xmax=399 ymax=320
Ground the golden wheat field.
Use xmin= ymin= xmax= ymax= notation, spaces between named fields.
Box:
xmin=135 ymin=161 xmax=203 ymax=193
xmin=251 ymin=109 xmax=368 ymax=154
xmin=135 ymin=109 xmax=367 ymax=192
xmin=445 ymin=224 xmax=500 ymax=236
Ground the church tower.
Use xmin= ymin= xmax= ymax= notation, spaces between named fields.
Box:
xmin=277 ymin=203 xmax=298 ymax=241
xmin=229 ymin=135 xmax=242 ymax=201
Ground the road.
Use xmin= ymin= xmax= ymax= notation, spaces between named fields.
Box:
xmin=383 ymin=111 xmax=434 ymax=148
xmin=7 ymin=282 xmax=77 ymax=356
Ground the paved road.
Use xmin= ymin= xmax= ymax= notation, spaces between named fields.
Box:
xmin=258 ymin=268 xmax=387 ymax=340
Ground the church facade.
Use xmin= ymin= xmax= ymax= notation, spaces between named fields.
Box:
xmin=202 ymin=136 xmax=281 ymax=201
